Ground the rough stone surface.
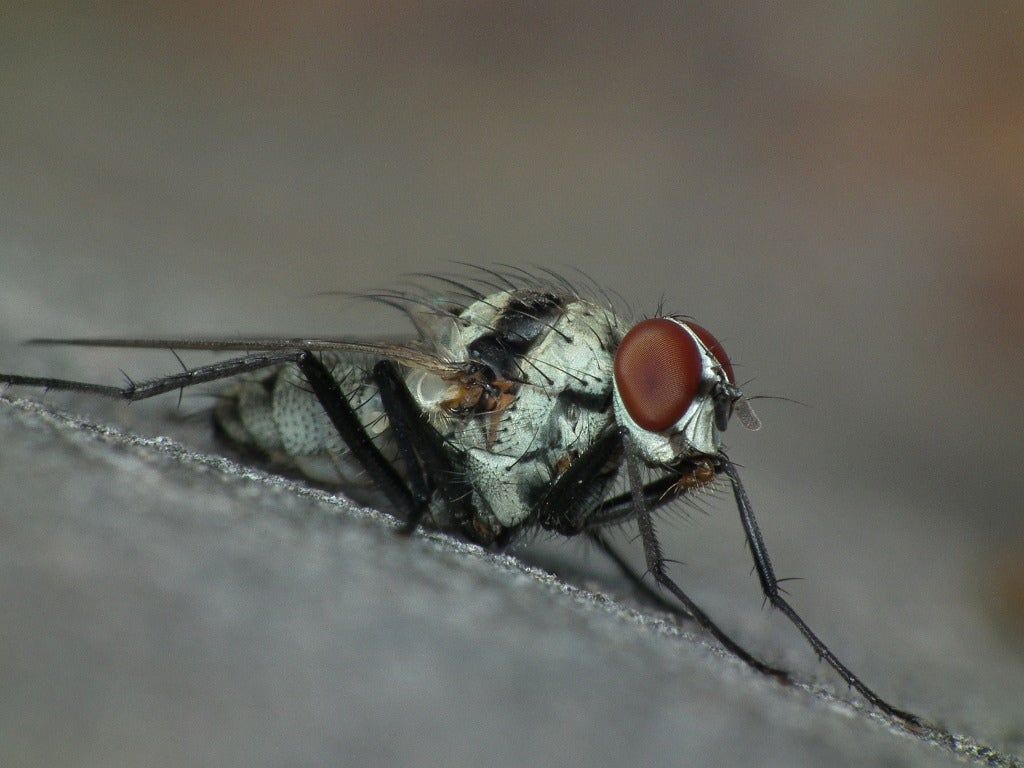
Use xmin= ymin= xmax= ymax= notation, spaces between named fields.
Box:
xmin=0 ymin=396 xmax=1019 ymax=768
xmin=4 ymin=7 xmax=1024 ymax=764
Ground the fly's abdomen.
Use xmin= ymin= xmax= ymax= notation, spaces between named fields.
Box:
xmin=214 ymin=353 xmax=392 ymax=486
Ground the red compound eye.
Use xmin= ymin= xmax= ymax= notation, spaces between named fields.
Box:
xmin=614 ymin=318 xmax=702 ymax=432
xmin=684 ymin=321 xmax=734 ymax=384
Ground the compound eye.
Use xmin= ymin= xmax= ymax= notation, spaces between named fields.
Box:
xmin=614 ymin=318 xmax=702 ymax=432
xmin=683 ymin=321 xmax=735 ymax=384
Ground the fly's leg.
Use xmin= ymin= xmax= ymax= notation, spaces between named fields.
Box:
xmin=717 ymin=457 xmax=924 ymax=727
xmin=1 ymin=351 xmax=419 ymax=522
xmin=587 ymin=529 xmax=790 ymax=679
xmin=1 ymin=351 xmax=307 ymax=400
xmin=540 ymin=455 xmax=708 ymax=531
xmin=369 ymin=362 xmax=432 ymax=531
xmin=588 ymin=530 xmax=694 ymax=619
xmin=294 ymin=353 xmax=418 ymax=521
xmin=533 ymin=428 xmax=622 ymax=531
xmin=534 ymin=428 xmax=788 ymax=679
xmin=610 ymin=430 xmax=791 ymax=681
xmin=370 ymin=360 xmax=474 ymax=535
xmin=582 ymin=474 xmax=683 ymax=528
xmin=592 ymin=446 xmax=920 ymax=722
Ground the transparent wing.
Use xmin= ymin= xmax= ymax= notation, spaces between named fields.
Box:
xmin=27 ymin=335 xmax=466 ymax=377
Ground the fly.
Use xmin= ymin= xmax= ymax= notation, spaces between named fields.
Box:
xmin=0 ymin=266 xmax=924 ymax=728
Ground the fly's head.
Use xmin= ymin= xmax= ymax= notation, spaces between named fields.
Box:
xmin=612 ymin=317 xmax=760 ymax=465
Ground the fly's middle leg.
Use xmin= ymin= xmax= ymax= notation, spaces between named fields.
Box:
xmin=533 ymin=428 xmax=789 ymax=680
xmin=371 ymin=360 xmax=475 ymax=536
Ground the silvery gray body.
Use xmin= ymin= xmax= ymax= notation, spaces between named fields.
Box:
xmin=214 ymin=284 xmax=742 ymax=537
xmin=216 ymin=288 xmax=629 ymax=534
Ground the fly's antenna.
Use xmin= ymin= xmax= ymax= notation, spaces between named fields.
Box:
xmin=743 ymin=393 xmax=808 ymax=408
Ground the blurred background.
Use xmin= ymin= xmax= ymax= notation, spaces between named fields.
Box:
xmin=2 ymin=2 xmax=1023 ymax=764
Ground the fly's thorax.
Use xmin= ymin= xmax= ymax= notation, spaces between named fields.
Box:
xmin=460 ymin=290 xmax=619 ymax=388
xmin=612 ymin=318 xmax=737 ymax=464
xmin=414 ymin=289 xmax=623 ymax=529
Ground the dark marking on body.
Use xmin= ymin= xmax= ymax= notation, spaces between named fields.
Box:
xmin=467 ymin=292 xmax=567 ymax=381
xmin=557 ymin=388 xmax=611 ymax=414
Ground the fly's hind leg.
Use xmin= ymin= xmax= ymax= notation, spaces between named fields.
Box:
xmin=371 ymin=360 xmax=475 ymax=537
xmin=1 ymin=350 xmax=421 ymax=524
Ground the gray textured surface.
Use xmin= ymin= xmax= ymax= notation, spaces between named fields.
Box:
xmin=0 ymin=395 xmax=1019 ymax=768
xmin=3 ymin=4 xmax=1024 ymax=766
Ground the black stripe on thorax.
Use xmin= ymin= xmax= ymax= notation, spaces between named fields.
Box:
xmin=467 ymin=291 xmax=568 ymax=381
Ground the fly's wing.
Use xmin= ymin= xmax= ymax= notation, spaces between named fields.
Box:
xmin=27 ymin=336 xmax=467 ymax=377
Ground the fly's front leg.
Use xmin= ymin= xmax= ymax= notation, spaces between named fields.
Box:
xmin=616 ymin=430 xmax=791 ymax=681
xmin=293 ymin=353 xmax=419 ymax=522
xmin=544 ymin=456 xmax=715 ymax=532
xmin=582 ymin=474 xmax=692 ymax=528
xmin=718 ymin=458 xmax=924 ymax=727
xmin=534 ymin=429 xmax=788 ymax=680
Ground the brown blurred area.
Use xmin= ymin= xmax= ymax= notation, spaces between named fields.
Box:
xmin=2 ymin=0 xmax=1023 ymax=679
